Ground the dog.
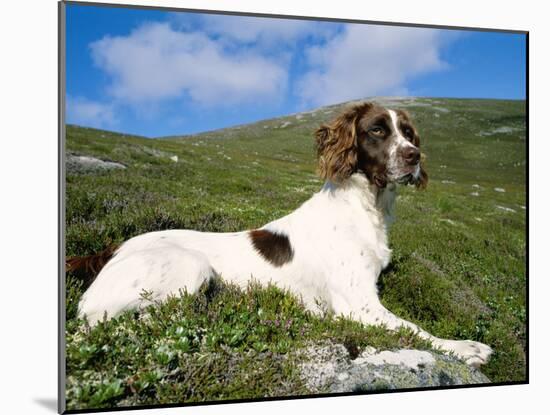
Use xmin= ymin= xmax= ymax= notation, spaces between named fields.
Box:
xmin=69 ymin=102 xmax=492 ymax=367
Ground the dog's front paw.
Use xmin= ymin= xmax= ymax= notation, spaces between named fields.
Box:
xmin=433 ymin=339 xmax=493 ymax=368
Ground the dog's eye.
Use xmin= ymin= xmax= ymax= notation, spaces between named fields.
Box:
xmin=404 ymin=127 xmax=414 ymax=140
xmin=369 ymin=126 xmax=385 ymax=137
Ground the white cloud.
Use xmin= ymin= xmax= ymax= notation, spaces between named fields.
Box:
xmin=66 ymin=95 xmax=116 ymax=128
xmin=297 ymin=24 xmax=449 ymax=107
xmin=84 ymin=18 xmax=454 ymax=120
xmin=90 ymin=22 xmax=288 ymax=106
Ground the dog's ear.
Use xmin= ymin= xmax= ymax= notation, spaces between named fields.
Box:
xmin=415 ymin=153 xmax=428 ymax=189
xmin=315 ymin=104 xmax=370 ymax=183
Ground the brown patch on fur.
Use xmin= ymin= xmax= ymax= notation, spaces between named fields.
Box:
xmin=315 ymin=102 xmax=372 ymax=183
xmin=355 ymin=105 xmax=396 ymax=188
xmin=249 ymin=229 xmax=294 ymax=267
xmin=66 ymin=244 xmax=119 ymax=289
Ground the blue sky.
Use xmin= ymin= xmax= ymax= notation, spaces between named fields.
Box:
xmin=66 ymin=3 xmax=526 ymax=138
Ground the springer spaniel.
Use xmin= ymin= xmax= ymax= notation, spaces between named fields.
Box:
xmin=70 ymin=102 xmax=492 ymax=367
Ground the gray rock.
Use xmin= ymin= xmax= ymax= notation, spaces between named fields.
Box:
xmin=298 ymin=342 xmax=490 ymax=393
xmin=66 ymin=154 xmax=126 ymax=173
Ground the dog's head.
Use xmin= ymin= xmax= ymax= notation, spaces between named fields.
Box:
xmin=315 ymin=102 xmax=428 ymax=189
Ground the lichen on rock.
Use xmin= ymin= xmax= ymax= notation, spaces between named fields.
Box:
xmin=298 ymin=342 xmax=490 ymax=393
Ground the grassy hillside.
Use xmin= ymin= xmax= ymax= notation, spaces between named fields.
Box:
xmin=65 ymin=97 xmax=526 ymax=410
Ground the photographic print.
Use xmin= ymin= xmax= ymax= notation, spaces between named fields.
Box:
xmin=60 ymin=1 xmax=527 ymax=412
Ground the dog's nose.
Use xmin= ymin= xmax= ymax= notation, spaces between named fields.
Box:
xmin=403 ymin=147 xmax=420 ymax=165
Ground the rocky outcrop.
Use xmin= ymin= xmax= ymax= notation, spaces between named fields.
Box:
xmin=299 ymin=342 xmax=490 ymax=393
xmin=66 ymin=154 xmax=126 ymax=173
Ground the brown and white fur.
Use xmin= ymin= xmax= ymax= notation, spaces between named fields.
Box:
xmin=72 ymin=102 xmax=492 ymax=367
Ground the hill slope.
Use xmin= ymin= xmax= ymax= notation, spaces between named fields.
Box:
xmin=65 ymin=97 xmax=526 ymax=408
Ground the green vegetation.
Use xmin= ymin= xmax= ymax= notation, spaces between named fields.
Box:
xmin=65 ymin=97 xmax=526 ymax=410
xmin=66 ymin=277 xmax=431 ymax=409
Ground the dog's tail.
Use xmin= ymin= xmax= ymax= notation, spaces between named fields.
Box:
xmin=66 ymin=244 xmax=119 ymax=289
